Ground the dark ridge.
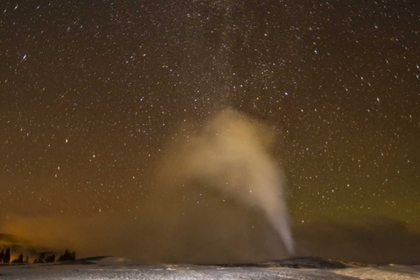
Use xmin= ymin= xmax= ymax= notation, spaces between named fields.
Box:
xmin=210 ymin=256 xmax=370 ymax=269
xmin=54 ymin=256 xmax=110 ymax=265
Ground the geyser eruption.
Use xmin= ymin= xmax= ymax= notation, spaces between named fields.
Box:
xmin=0 ymin=109 xmax=294 ymax=263
xmin=158 ymin=109 xmax=294 ymax=255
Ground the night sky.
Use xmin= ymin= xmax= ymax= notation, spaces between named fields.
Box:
xmin=1 ymin=0 xmax=420 ymax=264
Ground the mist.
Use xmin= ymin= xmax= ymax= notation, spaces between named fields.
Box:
xmin=0 ymin=109 xmax=293 ymax=264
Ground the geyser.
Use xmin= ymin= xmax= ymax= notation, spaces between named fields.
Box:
xmin=0 ymin=109 xmax=294 ymax=263
xmin=157 ymin=108 xmax=294 ymax=255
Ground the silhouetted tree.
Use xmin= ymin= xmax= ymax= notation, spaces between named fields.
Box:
xmin=45 ymin=254 xmax=55 ymax=263
xmin=33 ymin=252 xmax=46 ymax=263
xmin=58 ymin=249 xmax=76 ymax=262
xmin=4 ymin=248 xmax=10 ymax=264
xmin=10 ymin=253 xmax=24 ymax=264
xmin=24 ymin=256 xmax=29 ymax=263
xmin=0 ymin=250 xmax=4 ymax=263
xmin=11 ymin=258 xmax=18 ymax=263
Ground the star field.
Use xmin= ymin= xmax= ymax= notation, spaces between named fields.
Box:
xmin=1 ymin=0 xmax=420 ymax=261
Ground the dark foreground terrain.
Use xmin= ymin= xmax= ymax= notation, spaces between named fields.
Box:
xmin=0 ymin=257 xmax=419 ymax=279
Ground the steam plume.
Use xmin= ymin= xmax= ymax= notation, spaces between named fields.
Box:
xmin=0 ymin=109 xmax=293 ymax=263
xmin=157 ymin=109 xmax=294 ymax=255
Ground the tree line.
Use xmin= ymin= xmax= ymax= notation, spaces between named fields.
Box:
xmin=0 ymin=248 xmax=76 ymax=264
xmin=0 ymin=248 xmax=27 ymax=264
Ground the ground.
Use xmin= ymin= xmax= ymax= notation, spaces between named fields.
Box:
xmin=0 ymin=257 xmax=419 ymax=279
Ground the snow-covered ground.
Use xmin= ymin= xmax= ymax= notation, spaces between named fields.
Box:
xmin=333 ymin=264 xmax=420 ymax=280
xmin=0 ymin=257 xmax=419 ymax=279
